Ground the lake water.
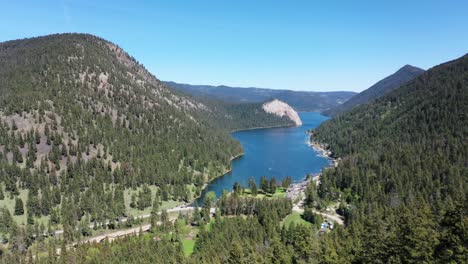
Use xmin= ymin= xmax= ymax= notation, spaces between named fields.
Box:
xmin=196 ymin=112 xmax=330 ymax=204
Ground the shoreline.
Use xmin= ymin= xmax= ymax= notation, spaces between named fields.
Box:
xmin=286 ymin=131 xmax=339 ymax=194
xmin=286 ymin=132 xmax=340 ymax=211
xmin=306 ymin=131 xmax=339 ymax=168
xmin=193 ymin=122 xmax=298 ymax=203
xmin=229 ymin=123 xmax=296 ymax=133
xmin=194 ymin=121 xmax=332 ymax=203
xmin=193 ymin=151 xmax=245 ymax=203
xmin=288 ymin=132 xmax=345 ymax=226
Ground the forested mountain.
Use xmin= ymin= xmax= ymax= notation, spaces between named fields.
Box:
xmin=323 ymin=64 xmax=424 ymax=116
xmin=1 ymin=33 xmax=465 ymax=263
xmin=191 ymin=98 xmax=294 ymax=132
xmin=164 ymin=81 xmax=356 ymax=112
xmin=0 ymin=33 xmax=292 ymax=247
xmin=310 ymin=54 xmax=467 ymax=262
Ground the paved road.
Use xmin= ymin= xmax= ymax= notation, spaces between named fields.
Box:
xmin=53 ymin=205 xmax=198 ymax=235
xmin=55 ymin=206 xmax=216 ymax=254
xmin=77 ymin=207 xmax=217 ymax=244
xmin=79 ymin=224 xmax=152 ymax=244
xmin=61 ymin=207 xmax=217 ymax=246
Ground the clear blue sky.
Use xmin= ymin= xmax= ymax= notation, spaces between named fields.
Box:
xmin=1 ymin=0 xmax=467 ymax=92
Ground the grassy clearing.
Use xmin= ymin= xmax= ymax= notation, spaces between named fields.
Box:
xmin=124 ymin=186 xmax=184 ymax=217
xmin=0 ymin=187 xmax=28 ymax=225
xmin=181 ymin=218 xmax=216 ymax=256
xmin=205 ymin=218 xmax=215 ymax=232
xmin=272 ymin=187 xmax=287 ymax=198
xmin=182 ymin=239 xmax=195 ymax=256
xmin=0 ymin=184 xmax=183 ymax=227
xmin=282 ymin=212 xmax=312 ymax=227
xmin=0 ymin=187 xmax=51 ymax=227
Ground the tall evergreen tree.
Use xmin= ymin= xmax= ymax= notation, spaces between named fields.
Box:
xmin=14 ymin=198 xmax=24 ymax=215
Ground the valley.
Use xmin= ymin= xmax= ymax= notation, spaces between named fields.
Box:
xmin=0 ymin=2 xmax=467 ymax=262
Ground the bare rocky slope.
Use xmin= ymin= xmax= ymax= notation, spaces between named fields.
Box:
xmin=262 ymin=99 xmax=302 ymax=126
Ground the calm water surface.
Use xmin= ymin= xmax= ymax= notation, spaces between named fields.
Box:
xmin=196 ymin=112 xmax=330 ymax=204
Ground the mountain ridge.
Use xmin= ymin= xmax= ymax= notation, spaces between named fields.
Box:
xmin=323 ymin=64 xmax=425 ymax=116
xmin=164 ymin=81 xmax=356 ymax=112
xmin=311 ymin=53 xmax=467 ymax=262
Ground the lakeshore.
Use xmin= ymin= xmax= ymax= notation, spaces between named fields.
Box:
xmin=197 ymin=122 xmax=297 ymax=200
xmin=285 ymin=131 xmax=345 ymax=226
xmin=307 ymin=130 xmax=340 ymax=167
xmin=196 ymin=112 xmax=330 ymax=203
xmin=195 ymin=152 xmax=245 ymax=202
xmin=229 ymin=123 xmax=295 ymax=133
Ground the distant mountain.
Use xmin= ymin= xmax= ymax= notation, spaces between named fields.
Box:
xmin=323 ymin=65 xmax=425 ymax=116
xmin=164 ymin=81 xmax=356 ymax=112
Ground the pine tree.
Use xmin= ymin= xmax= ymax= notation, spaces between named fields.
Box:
xmin=130 ymin=193 xmax=137 ymax=208
xmin=269 ymin=177 xmax=277 ymax=194
xmin=15 ymin=198 xmax=25 ymax=215
xmin=248 ymin=177 xmax=257 ymax=196
xmin=435 ymin=202 xmax=467 ymax=263
xmin=192 ymin=206 xmax=201 ymax=225
xmin=228 ymin=241 xmax=245 ymax=264
xmin=202 ymin=197 xmax=211 ymax=222
xmin=260 ymin=176 xmax=269 ymax=193
xmin=397 ymin=203 xmax=439 ymax=263
xmin=150 ymin=196 xmax=160 ymax=231
xmin=160 ymin=209 xmax=169 ymax=230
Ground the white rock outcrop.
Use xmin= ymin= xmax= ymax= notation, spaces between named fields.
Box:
xmin=262 ymin=99 xmax=302 ymax=126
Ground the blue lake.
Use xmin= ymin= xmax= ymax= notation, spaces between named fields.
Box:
xmin=196 ymin=112 xmax=330 ymax=204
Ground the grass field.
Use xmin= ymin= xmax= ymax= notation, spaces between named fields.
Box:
xmin=0 ymin=186 xmax=51 ymax=227
xmin=182 ymin=239 xmax=195 ymax=256
xmin=181 ymin=218 xmax=216 ymax=256
xmin=282 ymin=212 xmax=312 ymax=227
xmin=124 ymin=185 xmax=187 ymax=217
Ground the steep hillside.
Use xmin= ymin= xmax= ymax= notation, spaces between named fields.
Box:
xmin=164 ymin=81 xmax=356 ymax=112
xmin=310 ymin=55 xmax=467 ymax=262
xmin=323 ymin=65 xmax=424 ymax=116
xmin=0 ymin=34 xmax=291 ymax=244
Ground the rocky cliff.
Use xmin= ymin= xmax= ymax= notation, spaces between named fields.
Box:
xmin=262 ymin=99 xmax=302 ymax=126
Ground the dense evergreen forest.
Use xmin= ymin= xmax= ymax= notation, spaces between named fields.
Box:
xmin=0 ymin=33 xmax=466 ymax=263
xmin=310 ymin=54 xmax=468 ymax=263
xmin=1 ymin=191 xmax=336 ymax=264
xmin=0 ymin=33 xmax=293 ymax=253
xmin=323 ymin=65 xmax=424 ymax=117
